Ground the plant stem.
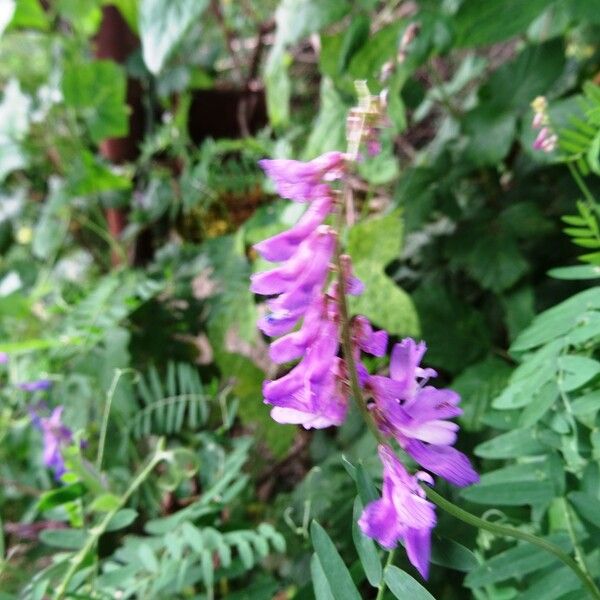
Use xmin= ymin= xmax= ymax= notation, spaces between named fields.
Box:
xmin=54 ymin=441 xmax=167 ymax=600
xmin=375 ymin=549 xmax=396 ymax=600
xmin=423 ymin=485 xmax=600 ymax=600
xmin=334 ymin=185 xmax=386 ymax=447
xmin=562 ymin=497 xmax=594 ymax=582
xmin=567 ymin=161 xmax=597 ymax=207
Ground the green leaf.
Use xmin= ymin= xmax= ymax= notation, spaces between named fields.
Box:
xmin=352 ymin=497 xmax=382 ymax=587
xmin=139 ymin=0 xmax=209 ymax=74
xmin=430 ymin=538 xmax=478 ymax=572
xmin=310 ymin=521 xmax=362 ymax=600
xmin=302 ymin=77 xmax=349 ymax=159
xmin=337 ymin=14 xmax=370 ymax=73
xmin=57 ymin=0 xmax=102 ymax=36
xmin=465 ymin=534 xmax=570 ymax=588
xmin=511 ymin=287 xmax=600 ymax=352
xmin=105 ymin=508 xmax=138 ymax=532
xmin=32 ymin=177 xmax=70 ymax=260
xmin=571 ymin=390 xmax=600 ymax=416
xmin=568 ymin=491 xmax=600 ymax=528
xmin=557 ymin=355 xmax=600 ymax=391
xmin=10 ymin=0 xmax=48 ymax=31
xmin=89 ymin=493 xmax=121 ymax=513
xmin=311 ymin=553 xmax=335 ymax=600
xmin=549 ymin=265 xmax=600 ymax=280
xmin=475 ymin=428 xmax=546 ymax=459
xmin=37 ymin=483 xmax=86 ymax=512
xmin=384 ymin=565 xmax=435 ymax=599
xmin=453 ymin=0 xmax=555 ymax=47
xmin=62 ymin=60 xmax=128 ymax=143
xmin=463 ymin=109 xmax=516 ymax=166
xmin=347 ymin=210 xmax=419 ymax=337
xmin=39 ymin=528 xmax=87 ymax=550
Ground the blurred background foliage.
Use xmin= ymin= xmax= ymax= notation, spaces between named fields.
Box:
xmin=0 ymin=0 xmax=600 ymax=598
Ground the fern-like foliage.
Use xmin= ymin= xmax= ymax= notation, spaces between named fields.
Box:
xmin=130 ymin=362 xmax=212 ymax=438
xmin=558 ymin=81 xmax=600 ymax=176
xmin=561 ymin=200 xmax=600 ymax=264
xmin=96 ymin=521 xmax=286 ymax=599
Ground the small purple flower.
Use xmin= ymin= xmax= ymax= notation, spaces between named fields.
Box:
xmin=353 ymin=316 xmax=388 ymax=357
xmin=532 ymin=127 xmax=557 ymax=153
xmin=259 ymin=152 xmax=345 ymax=202
xmin=250 ymin=226 xmax=335 ymax=297
xmin=367 ymin=339 xmax=479 ymax=487
xmin=359 ymin=445 xmax=436 ymax=579
xmin=32 ymin=406 xmax=73 ymax=479
xmin=264 ymin=321 xmax=347 ymax=428
xmin=18 ymin=378 xmax=53 ymax=392
xmin=0 ymin=352 xmax=8 ymax=364
xmin=254 ymin=195 xmax=333 ymax=262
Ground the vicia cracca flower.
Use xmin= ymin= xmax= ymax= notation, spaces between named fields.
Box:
xmin=19 ymin=378 xmax=53 ymax=392
xmin=253 ymin=139 xmax=478 ymax=579
xmin=366 ymin=338 xmax=479 ymax=487
xmin=359 ymin=445 xmax=436 ymax=579
xmin=30 ymin=405 xmax=73 ymax=479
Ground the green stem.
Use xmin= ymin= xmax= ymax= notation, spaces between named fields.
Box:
xmin=375 ymin=549 xmax=396 ymax=600
xmin=96 ymin=369 xmax=136 ymax=470
xmin=567 ymin=161 xmax=597 ymax=207
xmin=423 ymin=486 xmax=600 ymax=600
xmin=562 ymin=497 xmax=593 ymax=582
xmin=334 ymin=186 xmax=385 ymax=447
xmin=54 ymin=441 xmax=167 ymax=600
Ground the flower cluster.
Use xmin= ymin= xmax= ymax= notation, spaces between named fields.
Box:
xmin=30 ymin=404 xmax=73 ymax=479
xmin=531 ymin=96 xmax=557 ymax=153
xmin=251 ymin=151 xmax=478 ymax=579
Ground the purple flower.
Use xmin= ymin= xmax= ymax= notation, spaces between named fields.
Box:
xmin=359 ymin=445 xmax=436 ymax=579
xmin=32 ymin=406 xmax=73 ymax=479
xmin=367 ymin=339 xmax=479 ymax=487
xmin=259 ymin=152 xmax=345 ymax=202
xmin=264 ymin=320 xmax=347 ymax=428
xmin=250 ymin=226 xmax=335 ymax=297
xmin=0 ymin=352 xmax=8 ymax=364
xmin=533 ymin=127 xmax=557 ymax=153
xmin=18 ymin=378 xmax=53 ymax=392
xmin=254 ymin=195 xmax=333 ymax=262
xmin=353 ymin=315 xmax=388 ymax=357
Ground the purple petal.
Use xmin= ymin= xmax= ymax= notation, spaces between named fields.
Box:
xmin=254 ymin=196 xmax=332 ymax=262
xmin=358 ymin=496 xmax=405 ymax=549
xmin=18 ymin=379 xmax=53 ymax=392
xmin=406 ymin=440 xmax=479 ymax=487
xmin=405 ymin=527 xmax=432 ymax=580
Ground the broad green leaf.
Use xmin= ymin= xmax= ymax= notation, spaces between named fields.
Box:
xmin=571 ymin=390 xmax=600 ymax=416
xmin=463 ymin=109 xmax=516 ymax=166
xmin=430 ymin=538 xmax=478 ymax=572
xmin=105 ymin=508 xmax=138 ymax=532
xmin=465 ymin=534 xmax=570 ymax=588
xmin=311 ymin=553 xmax=335 ymax=600
xmin=139 ymin=0 xmax=209 ymax=74
xmin=310 ymin=521 xmax=361 ymax=600
xmin=39 ymin=528 xmax=87 ymax=550
xmin=62 ymin=60 xmax=128 ymax=143
xmin=337 ymin=14 xmax=370 ymax=73
xmin=518 ymin=566 xmax=580 ymax=600
xmin=37 ymin=483 xmax=86 ymax=512
xmin=10 ymin=0 xmax=48 ymax=31
xmin=57 ymin=0 xmax=102 ymax=35
xmin=89 ymin=493 xmax=121 ymax=513
xmin=568 ymin=491 xmax=600 ymax=528
xmin=302 ymin=77 xmax=348 ymax=159
xmin=348 ymin=210 xmax=419 ymax=337
xmin=475 ymin=428 xmax=546 ymax=459
xmin=453 ymin=0 xmax=554 ymax=47
xmin=462 ymin=480 xmax=554 ymax=506
xmin=511 ymin=287 xmax=600 ymax=352
xmin=557 ymin=355 xmax=600 ymax=391
xmin=549 ymin=265 xmax=600 ymax=280
xmin=519 ymin=381 xmax=558 ymax=427
xmin=384 ymin=565 xmax=435 ymax=599
xmin=352 ymin=497 xmax=382 ymax=587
